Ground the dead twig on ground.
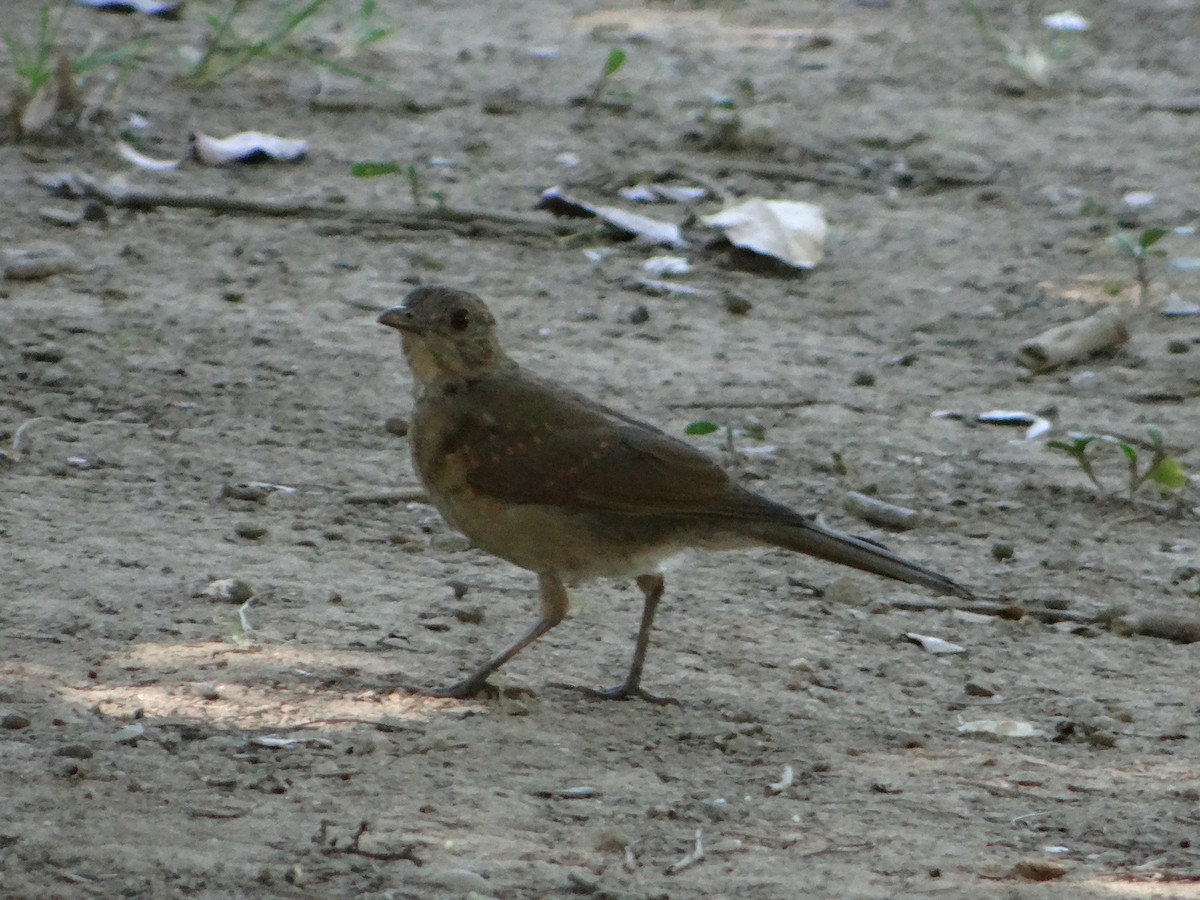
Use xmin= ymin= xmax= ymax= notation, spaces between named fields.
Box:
xmin=41 ymin=173 xmax=581 ymax=241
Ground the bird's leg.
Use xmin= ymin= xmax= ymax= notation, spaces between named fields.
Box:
xmin=588 ymin=574 xmax=679 ymax=705
xmin=428 ymin=573 xmax=568 ymax=699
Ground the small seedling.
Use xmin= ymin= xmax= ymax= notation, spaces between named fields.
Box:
xmin=189 ymin=0 xmax=392 ymax=84
xmin=579 ymin=47 xmax=628 ymax=116
xmin=350 ymin=159 xmax=444 ymax=208
xmin=1048 ymin=426 xmax=1188 ymax=500
xmin=2 ymin=3 xmax=68 ymax=96
xmin=3 ymin=3 xmax=151 ymax=134
xmin=963 ymin=1 xmax=1078 ymax=88
xmin=685 ymin=419 xmax=766 ymax=465
xmin=1109 ymin=227 xmax=1167 ymax=304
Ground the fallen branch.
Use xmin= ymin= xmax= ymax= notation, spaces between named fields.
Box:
xmin=324 ymin=820 xmax=423 ymax=864
xmin=41 ymin=173 xmax=581 ymax=241
xmin=883 ymin=597 xmax=1091 ymax=625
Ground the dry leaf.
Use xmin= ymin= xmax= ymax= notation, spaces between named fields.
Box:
xmin=116 ymin=141 xmax=182 ymax=171
xmin=701 ymin=198 xmax=826 ymax=268
xmin=19 ymin=57 xmax=80 ymax=136
xmin=192 ymin=131 xmax=308 ymax=166
xmin=536 ymin=186 xmax=686 ymax=247
xmin=76 ymin=0 xmax=184 ymax=17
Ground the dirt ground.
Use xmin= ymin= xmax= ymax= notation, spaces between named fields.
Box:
xmin=3 ymin=1 xmax=1200 ymax=897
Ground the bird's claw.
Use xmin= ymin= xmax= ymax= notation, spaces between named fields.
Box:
xmin=551 ymin=681 xmax=681 ymax=706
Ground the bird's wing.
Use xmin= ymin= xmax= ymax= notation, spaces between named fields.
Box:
xmin=439 ymin=371 xmax=751 ymax=517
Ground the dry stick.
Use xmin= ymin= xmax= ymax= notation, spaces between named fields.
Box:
xmin=883 ymin=597 xmax=1093 ymax=625
xmin=325 ymin=820 xmax=423 ymax=864
xmin=69 ymin=175 xmax=581 ymax=240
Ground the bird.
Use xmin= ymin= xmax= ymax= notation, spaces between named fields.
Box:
xmin=377 ymin=285 xmax=974 ymax=702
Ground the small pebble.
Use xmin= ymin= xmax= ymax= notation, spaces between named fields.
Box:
xmin=964 ymin=679 xmax=995 ymax=698
xmin=723 ymin=293 xmax=752 ymax=315
xmin=628 ymin=304 xmax=650 ymax=325
xmin=203 ymin=578 xmax=254 ymax=604
xmin=221 ymin=483 xmax=269 ymax=503
xmin=22 ymin=343 xmax=65 ymax=363
xmin=1167 ymin=339 xmax=1190 ymax=354
xmin=991 ymin=542 xmax=1015 ymax=561
xmin=54 ymin=743 xmax=94 ymax=760
xmin=384 ymin=416 xmax=410 ymax=437
xmin=40 ymin=367 xmax=68 ymax=387
xmin=851 ymin=369 xmax=876 ymax=387
xmin=39 ymin=206 xmax=82 ymax=227
xmin=594 ymin=827 xmax=631 ymax=852
xmin=1 ymin=712 xmax=32 ymax=730
xmin=235 ymin=523 xmax=268 ymax=540
xmin=430 ymin=869 xmax=491 ymax=893
xmin=3 ymin=243 xmax=79 ymax=280
xmin=453 ymin=605 xmax=484 ymax=625
xmin=448 ymin=579 xmax=469 ymax=599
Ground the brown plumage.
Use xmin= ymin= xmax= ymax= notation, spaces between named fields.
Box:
xmin=379 ymin=286 xmax=974 ymax=701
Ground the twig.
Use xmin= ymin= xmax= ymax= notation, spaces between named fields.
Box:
xmin=324 ymin=820 xmax=423 ymax=864
xmin=666 ymin=398 xmax=818 ymax=410
xmin=49 ymin=174 xmax=581 ymax=241
xmin=665 ymin=829 xmax=705 ymax=875
xmin=881 ymin=597 xmax=1096 ymax=626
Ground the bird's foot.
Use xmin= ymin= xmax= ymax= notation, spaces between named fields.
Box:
xmin=551 ymin=681 xmax=681 ymax=706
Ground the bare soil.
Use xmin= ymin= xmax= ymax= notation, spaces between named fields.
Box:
xmin=2 ymin=2 xmax=1200 ymax=897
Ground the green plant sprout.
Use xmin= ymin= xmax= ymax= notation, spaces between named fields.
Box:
xmin=1048 ymin=427 xmax=1188 ymax=500
xmin=3 ymin=3 xmax=151 ymax=129
xmin=189 ymin=0 xmax=392 ymax=83
xmin=2 ymin=3 xmax=68 ymax=96
xmin=963 ymin=1 xmax=1078 ymax=88
xmin=1109 ymin=227 xmax=1167 ymax=304
xmin=349 ymin=160 xmax=444 ymax=208
xmin=580 ymin=47 xmax=628 ymax=116
xmin=685 ymin=419 xmax=766 ymax=465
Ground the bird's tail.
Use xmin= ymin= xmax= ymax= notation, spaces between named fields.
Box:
xmin=745 ymin=499 xmax=975 ymax=600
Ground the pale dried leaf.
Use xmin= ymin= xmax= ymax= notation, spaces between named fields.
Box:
xmin=701 ymin=198 xmax=827 ymax=268
xmin=192 ymin=131 xmax=308 ymax=166
xmin=116 ymin=141 xmax=182 ymax=172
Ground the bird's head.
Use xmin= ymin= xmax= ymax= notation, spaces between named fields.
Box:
xmin=378 ymin=286 xmax=507 ymax=384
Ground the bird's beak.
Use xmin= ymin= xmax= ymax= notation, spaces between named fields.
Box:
xmin=378 ymin=306 xmax=419 ymax=332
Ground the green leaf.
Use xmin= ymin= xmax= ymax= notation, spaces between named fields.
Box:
xmin=1145 ymin=426 xmax=1164 ymax=447
xmin=602 ymin=47 xmax=627 ymax=77
xmin=1049 ymin=434 xmax=1100 ymax=462
xmin=359 ymin=26 xmax=394 ymax=46
xmin=1147 ymin=457 xmax=1188 ymax=489
xmin=1116 ymin=442 xmax=1137 ymax=462
xmin=744 ymin=424 xmax=766 ymax=441
xmin=685 ymin=421 xmax=719 ymax=436
xmin=1139 ymin=227 xmax=1168 ymax=249
xmin=1108 ymin=234 xmax=1138 ymax=258
xmin=351 ymin=160 xmax=401 ymax=177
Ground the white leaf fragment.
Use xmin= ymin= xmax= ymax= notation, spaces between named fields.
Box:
xmin=77 ymin=0 xmax=183 ymax=15
xmin=619 ymin=183 xmax=707 ymax=204
xmin=116 ymin=141 xmax=182 ymax=172
xmin=642 ymin=255 xmax=691 ymax=276
xmin=701 ymin=199 xmax=827 ymax=269
xmin=536 ymin=186 xmax=686 ymax=247
xmin=192 ymin=131 xmax=308 ymax=166
xmin=1042 ymin=10 xmax=1089 ymax=32
xmin=905 ymin=632 xmax=965 ymax=654
xmin=666 ymin=829 xmax=705 ymax=875
xmin=976 ymin=410 xmax=1052 ymax=442
xmin=767 ymin=764 xmax=794 ymax=794
xmin=957 ymin=719 xmax=1047 ymax=739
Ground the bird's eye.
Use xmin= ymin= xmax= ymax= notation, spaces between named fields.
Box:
xmin=449 ymin=309 xmax=470 ymax=332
